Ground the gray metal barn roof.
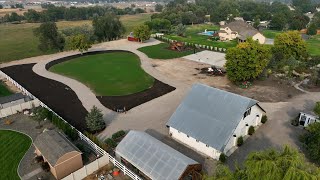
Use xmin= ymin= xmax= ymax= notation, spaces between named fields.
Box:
xmin=166 ymin=83 xmax=258 ymax=152
xmin=116 ymin=131 xmax=198 ymax=180
xmin=34 ymin=130 xmax=80 ymax=166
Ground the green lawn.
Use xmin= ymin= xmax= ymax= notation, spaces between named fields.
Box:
xmin=0 ymin=81 xmax=13 ymax=97
xmin=262 ymin=29 xmax=282 ymax=39
xmin=0 ymin=130 xmax=32 ymax=180
xmin=0 ymin=13 xmax=151 ymax=63
xmin=164 ymin=24 xmax=237 ymax=49
xmin=138 ymin=43 xmax=195 ymax=59
xmin=50 ymin=52 xmax=154 ymax=96
xmin=307 ymin=35 xmax=320 ymax=56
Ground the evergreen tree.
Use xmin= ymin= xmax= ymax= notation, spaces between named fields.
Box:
xmin=85 ymin=106 xmax=106 ymax=133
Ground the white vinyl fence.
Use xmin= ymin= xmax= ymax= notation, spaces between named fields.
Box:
xmin=0 ymin=99 xmax=40 ymax=118
xmin=0 ymin=70 xmax=143 ymax=180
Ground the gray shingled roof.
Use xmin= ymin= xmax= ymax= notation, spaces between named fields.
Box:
xmin=221 ymin=20 xmax=260 ymax=39
xmin=0 ymin=93 xmax=26 ymax=104
xmin=34 ymin=130 xmax=80 ymax=166
xmin=116 ymin=131 xmax=199 ymax=180
xmin=166 ymin=84 xmax=258 ymax=152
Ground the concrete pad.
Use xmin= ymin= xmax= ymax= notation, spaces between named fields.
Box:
xmin=182 ymin=50 xmax=226 ymax=67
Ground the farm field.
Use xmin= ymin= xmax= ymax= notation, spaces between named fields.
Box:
xmin=0 ymin=130 xmax=32 ymax=180
xmin=164 ymin=24 xmax=237 ymax=49
xmin=138 ymin=43 xmax=195 ymax=59
xmin=0 ymin=13 xmax=151 ymax=63
xmin=50 ymin=52 xmax=155 ymax=96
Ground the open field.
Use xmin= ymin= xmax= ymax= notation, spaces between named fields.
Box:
xmin=306 ymin=35 xmax=320 ymax=56
xmin=0 ymin=130 xmax=32 ymax=180
xmin=0 ymin=81 xmax=13 ymax=97
xmin=138 ymin=43 xmax=195 ymax=59
xmin=0 ymin=13 xmax=151 ymax=63
xmin=165 ymin=24 xmax=237 ymax=49
xmin=50 ymin=52 xmax=154 ymax=96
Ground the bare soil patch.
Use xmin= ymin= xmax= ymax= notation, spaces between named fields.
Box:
xmin=153 ymin=58 xmax=302 ymax=102
xmin=1 ymin=64 xmax=88 ymax=131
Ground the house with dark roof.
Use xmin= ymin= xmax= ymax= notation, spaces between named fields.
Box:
xmin=115 ymin=130 xmax=201 ymax=180
xmin=34 ymin=130 xmax=83 ymax=180
xmin=166 ymin=84 xmax=265 ymax=159
xmin=218 ymin=20 xmax=266 ymax=44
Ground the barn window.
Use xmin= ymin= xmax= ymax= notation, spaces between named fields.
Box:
xmin=244 ymin=108 xmax=251 ymax=119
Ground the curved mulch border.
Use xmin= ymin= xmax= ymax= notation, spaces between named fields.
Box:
xmin=1 ymin=64 xmax=88 ymax=132
xmin=46 ymin=50 xmax=176 ymax=112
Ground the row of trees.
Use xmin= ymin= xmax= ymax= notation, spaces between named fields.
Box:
xmin=152 ymin=0 xmax=314 ymax=31
xmin=1 ymin=5 xmax=146 ymax=23
xmin=207 ymin=146 xmax=320 ymax=179
xmin=225 ymin=31 xmax=308 ymax=82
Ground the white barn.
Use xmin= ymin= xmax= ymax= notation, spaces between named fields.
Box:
xmin=166 ymin=84 xmax=265 ymax=159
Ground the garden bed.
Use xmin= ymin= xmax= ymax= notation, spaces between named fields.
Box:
xmin=1 ymin=64 xmax=88 ymax=131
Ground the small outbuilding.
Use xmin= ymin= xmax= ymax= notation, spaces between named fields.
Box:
xmin=34 ymin=130 xmax=83 ymax=180
xmin=115 ymin=130 xmax=201 ymax=180
xmin=0 ymin=93 xmax=29 ymax=109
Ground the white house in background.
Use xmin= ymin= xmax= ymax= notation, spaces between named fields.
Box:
xmin=166 ymin=84 xmax=265 ymax=159
xmin=299 ymin=112 xmax=319 ymax=127
xmin=217 ymin=20 xmax=266 ymax=44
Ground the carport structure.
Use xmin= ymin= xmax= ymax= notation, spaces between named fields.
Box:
xmin=115 ymin=130 xmax=202 ymax=180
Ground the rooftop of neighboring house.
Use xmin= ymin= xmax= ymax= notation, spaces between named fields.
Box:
xmin=221 ymin=20 xmax=262 ymax=37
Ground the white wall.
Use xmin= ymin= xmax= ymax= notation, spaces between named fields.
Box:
xmin=169 ymin=127 xmax=221 ymax=159
xmin=223 ymin=105 xmax=264 ymax=154
xmin=253 ymin=33 xmax=266 ymax=44
xmin=0 ymin=99 xmax=40 ymax=118
xmin=1 ymin=99 xmax=26 ymax=108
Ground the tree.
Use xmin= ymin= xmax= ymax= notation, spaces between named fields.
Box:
xmin=85 ymin=106 xmax=106 ymax=133
xmin=289 ymin=13 xmax=310 ymax=30
xmin=175 ymin=23 xmax=186 ymax=36
xmin=155 ymin=4 xmax=163 ymax=12
xmin=270 ymin=13 xmax=288 ymax=31
xmin=24 ymin=9 xmax=41 ymax=23
xmin=225 ymin=38 xmax=271 ymax=82
xmin=0 ymin=4 xmax=3 ymax=9
xmin=66 ymin=34 xmax=92 ymax=53
xmin=307 ymin=23 xmax=317 ymax=36
xmin=133 ymin=25 xmax=151 ymax=42
xmin=145 ymin=18 xmax=171 ymax=32
xmin=314 ymin=102 xmax=320 ymax=116
xmin=92 ymin=14 xmax=125 ymax=42
xmin=301 ymin=122 xmax=320 ymax=165
xmin=34 ymin=22 xmax=65 ymax=52
xmin=273 ymin=31 xmax=308 ymax=61
xmin=32 ymin=107 xmax=50 ymax=127
xmin=253 ymin=16 xmax=260 ymax=29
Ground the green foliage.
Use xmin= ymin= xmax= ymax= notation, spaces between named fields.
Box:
xmin=204 ymin=163 xmax=233 ymax=180
xmin=155 ymin=4 xmax=163 ymax=12
xmin=85 ymin=106 xmax=106 ymax=133
xmin=237 ymin=136 xmax=244 ymax=146
xmin=289 ymin=13 xmax=310 ymax=30
xmin=133 ymin=24 xmax=151 ymax=42
xmin=175 ymin=24 xmax=186 ymax=36
xmin=112 ymin=130 xmax=126 ymax=141
xmin=314 ymin=102 xmax=320 ymax=116
xmin=273 ymin=31 xmax=308 ymax=61
xmin=50 ymin=114 xmax=78 ymax=141
xmin=261 ymin=115 xmax=268 ymax=124
xmin=301 ymin=122 xmax=320 ymax=164
xmin=0 ymin=81 xmax=13 ymax=97
xmin=84 ymin=131 xmax=108 ymax=151
xmin=61 ymin=25 xmax=96 ymax=43
xmin=92 ymin=14 xmax=125 ymax=42
xmin=270 ymin=13 xmax=288 ymax=31
xmin=219 ymin=153 xmax=227 ymax=163
xmin=145 ymin=18 xmax=171 ymax=32
xmin=33 ymin=22 xmax=65 ymax=52
xmin=66 ymin=34 xmax=92 ymax=53
xmin=307 ymin=23 xmax=318 ymax=36
xmin=248 ymin=126 xmax=255 ymax=135
xmin=32 ymin=107 xmax=50 ymax=126
xmin=105 ymin=138 xmax=117 ymax=148
xmin=225 ymin=38 xmax=271 ymax=82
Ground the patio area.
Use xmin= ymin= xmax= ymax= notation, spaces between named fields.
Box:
xmin=182 ymin=50 xmax=226 ymax=67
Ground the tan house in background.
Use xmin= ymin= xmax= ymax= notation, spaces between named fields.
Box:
xmin=34 ymin=130 xmax=83 ymax=180
xmin=217 ymin=20 xmax=266 ymax=44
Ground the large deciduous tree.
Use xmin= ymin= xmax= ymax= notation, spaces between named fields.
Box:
xmin=155 ymin=4 xmax=163 ymax=12
xmin=273 ymin=31 xmax=308 ymax=61
xmin=225 ymin=38 xmax=271 ymax=82
xmin=92 ymin=13 xmax=125 ymax=42
xmin=307 ymin=23 xmax=318 ymax=36
xmin=301 ymin=122 xmax=320 ymax=165
xmin=33 ymin=22 xmax=65 ymax=52
xmin=133 ymin=25 xmax=151 ymax=42
xmin=85 ymin=106 xmax=106 ymax=133
xmin=66 ymin=34 xmax=92 ymax=53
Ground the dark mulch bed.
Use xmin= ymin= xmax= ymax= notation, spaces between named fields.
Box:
xmin=1 ymin=64 xmax=88 ymax=132
xmin=97 ymin=79 xmax=175 ymax=111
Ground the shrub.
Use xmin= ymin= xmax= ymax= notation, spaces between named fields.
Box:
xmin=314 ymin=102 xmax=320 ymax=116
xmin=219 ymin=153 xmax=227 ymax=163
xmin=261 ymin=115 xmax=268 ymax=124
xmin=41 ymin=162 xmax=50 ymax=172
xmin=105 ymin=138 xmax=117 ymax=148
xmin=112 ymin=130 xmax=126 ymax=141
xmin=248 ymin=126 xmax=255 ymax=135
xmin=291 ymin=116 xmax=300 ymax=126
xmin=237 ymin=136 xmax=244 ymax=146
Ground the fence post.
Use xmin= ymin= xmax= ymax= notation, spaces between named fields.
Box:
xmin=123 ymin=166 xmax=126 ymax=175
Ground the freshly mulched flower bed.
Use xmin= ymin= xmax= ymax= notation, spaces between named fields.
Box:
xmin=1 ymin=64 xmax=88 ymax=132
